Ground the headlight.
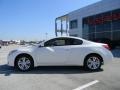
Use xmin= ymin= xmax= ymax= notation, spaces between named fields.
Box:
xmin=8 ymin=50 xmax=17 ymax=56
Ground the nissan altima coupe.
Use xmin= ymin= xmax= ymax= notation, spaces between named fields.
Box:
xmin=7 ymin=36 xmax=113 ymax=71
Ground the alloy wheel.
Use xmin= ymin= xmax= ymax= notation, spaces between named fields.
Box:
xmin=17 ymin=57 xmax=31 ymax=71
xmin=87 ymin=56 xmax=101 ymax=70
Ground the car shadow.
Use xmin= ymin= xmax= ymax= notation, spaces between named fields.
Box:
xmin=0 ymin=64 xmax=103 ymax=76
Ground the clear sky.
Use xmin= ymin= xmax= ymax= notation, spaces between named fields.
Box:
xmin=0 ymin=0 xmax=101 ymax=41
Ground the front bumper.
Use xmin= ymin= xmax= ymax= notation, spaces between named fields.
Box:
xmin=7 ymin=54 xmax=16 ymax=67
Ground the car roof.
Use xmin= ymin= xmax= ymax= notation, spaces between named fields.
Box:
xmin=54 ymin=36 xmax=84 ymax=40
xmin=45 ymin=36 xmax=95 ymax=45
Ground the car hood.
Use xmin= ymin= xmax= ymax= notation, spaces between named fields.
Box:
xmin=17 ymin=45 xmax=37 ymax=52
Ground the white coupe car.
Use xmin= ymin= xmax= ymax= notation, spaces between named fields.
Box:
xmin=7 ymin=36 xmax=113 ymax=71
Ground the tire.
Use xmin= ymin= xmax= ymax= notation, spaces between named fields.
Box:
xmin=15 ymin=55 xmax=34 ymax=71
xmin=84 ymin=54 xmax=102 ymax=71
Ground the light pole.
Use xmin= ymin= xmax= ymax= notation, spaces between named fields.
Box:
xmin=45 ymin=33 xmax=48 ymax=40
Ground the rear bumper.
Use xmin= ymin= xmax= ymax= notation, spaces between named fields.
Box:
xmin=102 ymin=50 xmax=114 ymax=64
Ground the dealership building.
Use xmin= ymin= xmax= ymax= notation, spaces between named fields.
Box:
xmin=55 ymin=0 xmax=120 ymax=47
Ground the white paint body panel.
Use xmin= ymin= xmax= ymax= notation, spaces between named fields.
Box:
xmin=36 ymin=46 xmax=69 ymax=65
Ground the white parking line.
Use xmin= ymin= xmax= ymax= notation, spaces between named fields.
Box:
xmin=73 ymin=80 xmax=99 ymax=90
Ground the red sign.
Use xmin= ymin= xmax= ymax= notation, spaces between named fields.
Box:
xmin=87 ymin=13 xmax=120 ymax=25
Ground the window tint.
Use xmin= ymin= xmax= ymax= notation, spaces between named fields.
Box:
xmin=54 ymin=39 xmax=65 ymax=46
xmin=44 ymin=38 xmax=83 ymax=47
xmin=44 ymin=39 xmax=54 ymax=46
xmin=44 ymin=38 xmax=66 ymax=47
xmin=66 ymin=38 xmax=83 ymax=45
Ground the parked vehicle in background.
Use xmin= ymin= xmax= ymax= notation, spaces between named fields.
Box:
xmin=7 ymin=36 xmax=113 ymax=71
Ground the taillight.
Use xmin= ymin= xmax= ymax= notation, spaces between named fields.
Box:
xmin=103 ymin=44 xmax=111 ymax=50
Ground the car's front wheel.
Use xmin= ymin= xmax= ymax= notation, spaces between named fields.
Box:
xmin=84 ymin=54 xmax=102 ymax=71
xmin=15 ymin=55 xmax=34 ymax=71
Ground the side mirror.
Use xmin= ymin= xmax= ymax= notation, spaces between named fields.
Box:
xmin=38 ymin=42 xmax=45 ymax=48
xmin=39 ymin=44 xmax=44 ymax=48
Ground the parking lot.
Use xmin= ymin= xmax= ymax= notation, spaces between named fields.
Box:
xmin=0 ymin=45 xmax=120 ymax=90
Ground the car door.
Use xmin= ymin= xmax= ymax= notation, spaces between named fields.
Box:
xmin=65 ymin=38 xmax=84 ymax=65
xmin=36 ymin=38 xmax=69 ymax=65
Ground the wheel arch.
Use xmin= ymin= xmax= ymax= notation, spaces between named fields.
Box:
xmin=83 ymin=53 xmax=104 ymax=66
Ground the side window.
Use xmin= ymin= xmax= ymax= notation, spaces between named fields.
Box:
xmin=44 ymin=38 xmax=66 ymax=47
xmin=54 ymin=39 xmax=65 ymax=46
xmin=44 ymin=38 xmax=83 ymax=47
xmin=66 ymin=38 xmax=83 ymax=45
xmin=73 ymin=39 xmax=83 ymax=45
xmin=44 ymin=39 xmax=54 ymax=47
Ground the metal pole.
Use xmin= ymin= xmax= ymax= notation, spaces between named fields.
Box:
xmin=61 ymin=19 xmax=63 ymax=36
xmin=45 ymin=33 xmax=48 ymax=40
xmin=55 ymin=19 xmax=57 ymax=37
xmin=66 ymin=19 xmax=68 ymax=36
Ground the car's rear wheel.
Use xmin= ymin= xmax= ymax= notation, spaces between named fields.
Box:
xmin=84 ymin=54 xmax=102 ymax=71
xmin=15 ymin=55 xmax=34 ymax=71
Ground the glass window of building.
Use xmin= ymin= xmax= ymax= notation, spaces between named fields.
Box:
xmin=70 ymin=34 xmax=78 ymax=37
xmin=70 ymin=20 xmax=78 ymax=29
xmin=112 ymin=9 xmax=120 ymax=31
xmin=89 ymin=33 xmax=95 ymax=40
xmin=83 ymin=18 xmax=89 ymax=39
xmin=96 ymin=32 xmax=111 ymax=39
xmin=82 ymin=8 xmax=120 ymax=42
xmin=88 ymin=16 xmax=96 ymax=33
xmin=102 ymin=11 xmax=111 ymax=32
xmin=95 ymin=14 xmax=104 ymax=33
xmin=113 ymin=31 xmax=120 ymax=40
xmin=83 ymin=18 xmax=89 ymax=32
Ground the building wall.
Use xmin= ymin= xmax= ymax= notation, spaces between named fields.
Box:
xmin=68 ymin=0 xmax=120 ymax=37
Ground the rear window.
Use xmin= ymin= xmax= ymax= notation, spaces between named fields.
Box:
xmin=66 ymin=38 xmax=83 ymax=45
